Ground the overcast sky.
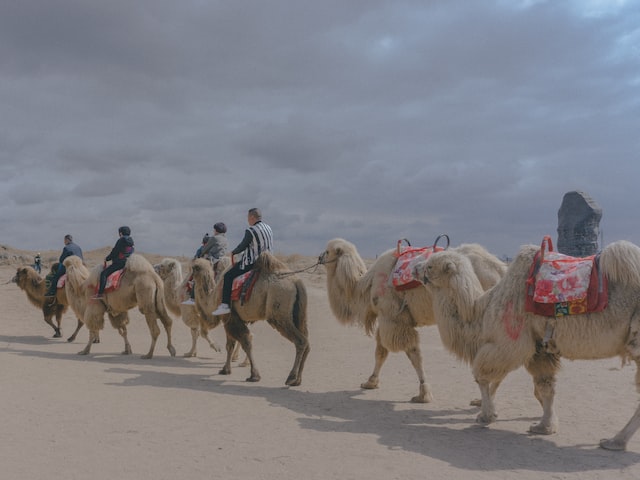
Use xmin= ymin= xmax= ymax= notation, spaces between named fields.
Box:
xmin=1 ymin=0 xmax=638 ymax=259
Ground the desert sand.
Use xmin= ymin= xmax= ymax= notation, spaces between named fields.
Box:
xmin=1 ymin=245 xmax=640 ymax=480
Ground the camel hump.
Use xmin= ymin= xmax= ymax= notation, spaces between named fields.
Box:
xmin=254 ymin=251 xmax=288 ymax=274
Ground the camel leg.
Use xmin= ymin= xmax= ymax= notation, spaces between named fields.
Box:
xmin=117 ymin=325 xmax=132 ymax=355
xmin=219 ymin=334 xmax=236 ymax=376
xmin=405 ymin=345 xmax=433 ymax=403
xmin=267 ymin=318 xmax=310 ymax=387
xmin=221 ymin=314 xmax=260 ymax=382
xmin=156 ymin=311 xmax=176 ymax=357
xmin=67 ymin=318 xmax=84 ymax=342
xmin=472 ymin=343 xmax=510 ymax=425
xmin=600 ymin=349 xmax=640 ymax=450
xmin=361 ymin=329 xmax=388 ymax=390
xmin=525 ymin=350 xmax=561 ymax=435
xmin=43 ymin=310 xmax=61 ymax=338
xmin=470 ymin=378 xmax=503 ymax=407
xmin=54 ymin=308 xmax=64 ymax=338
xmin=184 ymin=327 xmax=199 ymax=357
xmin=200 ymin=327 xmax=221 ymax=353
xmin=141 ymin=312 xmax=161 ymax=359
xmin=78 ymin=329 xmax=99 ymax=355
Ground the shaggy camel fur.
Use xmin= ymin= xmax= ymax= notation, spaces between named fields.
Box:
xmin=193 ymin=252 xmax=310 ymax=386
xmin=189 ymin=258 xmax=247 ymax=364
xmin=12 ymin=265 xmax=84 ymax=342
xmin=72 ymin=254 xmax=176 ymax=359
xmin=320 ymin=238 xmax=506 ymax=402
xmin=413 ymin=241 xmax=640 ymax=451
xmin=154 ymin=257 xmax=222 ymax=357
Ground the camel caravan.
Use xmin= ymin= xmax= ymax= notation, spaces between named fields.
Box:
xmin=11 ymin=228 xmax=640 ymax=451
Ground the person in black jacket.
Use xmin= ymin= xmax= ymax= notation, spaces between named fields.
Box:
xmin=45 ymin=234 xmax=84 ymax=297
xmin=92 ymin=226 xmax=134 ymax=299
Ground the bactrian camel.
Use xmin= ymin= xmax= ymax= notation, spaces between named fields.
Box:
xmin=193 ymin=252 xmax=310 ymax=386
xmin=68 ymin=253 xmax=176 ymax=359
xmin=12 ymin=264 xmax=85 ymax=342
xmin=413 ymin=241 xmax=640 ymax=451
xmin=320 ymin=238 xmax=506 ymax=402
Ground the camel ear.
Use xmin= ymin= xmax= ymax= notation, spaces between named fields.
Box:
xmin=443 ymin=260 xmax=456 ymax=275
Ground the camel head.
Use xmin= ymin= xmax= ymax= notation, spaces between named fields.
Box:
xmin=319 ymin=238 xmax=361 ymax=270
xmin=154 ymin=258 xmax=180 ymax=280
xmin=412 ymin=251 xmax=463 ymax=289
xmin=12 ymin=266 xmax=41 ymax=289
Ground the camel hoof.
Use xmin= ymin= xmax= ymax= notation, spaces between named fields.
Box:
xmin=528 ymin=423 xmax=556 ymax=435
xmin=476 ymin=412 xmax=497 ymax=425
xmin=168 ymin=346 xmax=176 ymax=357
xmin=183 ymin=352 xmax=196 ymax=358
xmin=285 ymin=376 xmax=301 ymax=387
xmin=78 ymin=350 xmax=89 ymax=355
xmin=410 ymin=393 xmax=432 ymax=404
xmin=470 ymin=398 xmax=482 ymax=407
xmin=67 ymin=336 xmax=76 ymax=343
xmin=210 ymin=343 xmax=221 ymax=353
xmin=246 ymin=375 xmax=261 ymax=382
xmin=219 ymin=368 xmax=231 ymax=375
xmin=599 ymin=438 xmax=626 ymax=451
xmin=141 ymin=354 xmax=152 ymax=359
xmin=53 ymin=331 xmax=62 ymax=338
xmin=361 ymin=381 xmax=379 ymax=390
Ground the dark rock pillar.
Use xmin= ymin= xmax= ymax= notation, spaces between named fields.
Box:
xmin=557 ymin=191 xmax=602 ymax=256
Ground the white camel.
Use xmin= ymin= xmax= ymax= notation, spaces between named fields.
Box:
xmin=320 ymin=238 xmax=506 ymax=402
xmin=413 ymin=241 xmax=640 ymax=451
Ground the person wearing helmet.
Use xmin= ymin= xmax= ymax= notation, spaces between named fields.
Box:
xmin=44 ymin=234 xmax=83 ymax=297
xmin=93 ymin=226 xmax=134 ymax=299
xmin=182 ymin=222 xmax=228 ymax=306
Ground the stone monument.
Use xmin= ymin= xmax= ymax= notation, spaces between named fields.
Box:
xmin=557 ymin=190 xmax=602 ymax=256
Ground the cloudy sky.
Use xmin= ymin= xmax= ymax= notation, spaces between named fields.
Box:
xmin=1 ymin=0 xmax=638 ymax=259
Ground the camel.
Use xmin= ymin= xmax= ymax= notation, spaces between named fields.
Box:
xmin=192 ymin=252 xmax=310 ymax=386
xmin=186 ymin=258 xmax=251 ymax=368
xmin=154 ymin=257 xmax=223 ymax=357
xmin=320 ymin=238 xmax=506 ymax=403
xmin=12 ymin=264 xmax=85 ymax=342
xmin=70 ymin=253 xmax=177 ymax=359
xmin=413 ymin=241 xmax=640 ymax=451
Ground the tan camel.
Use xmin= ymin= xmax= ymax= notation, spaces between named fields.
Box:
xmin=12 ymin=264 xmax=85 ymax=342
xmin=413 ymin=241 xmax=640 ymax=451
xmin=188 ymin=258 xmax=249 ymax=366
xmin=154 ymin=257 xmax=222 ymax=357
xmin=320 ymin=238 xmax=506 ymax=402
xmin=73 ymin=254 xmax=177 ymax=359
xmin=193 ymin=252 xmax=310 ymax=386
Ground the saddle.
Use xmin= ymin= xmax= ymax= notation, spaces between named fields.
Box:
xmin=92 ymin=269 xmax=126 ymax=295
xmin=231 ymin=270 xmax=260 ymax=304
xmin=525 ymin=236 xmax=608 ymax=317
xmin=390 ymin=235 xmax=450 ymax=291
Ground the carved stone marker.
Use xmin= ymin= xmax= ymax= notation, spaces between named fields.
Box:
xmin=557 ymin=191 xmax=602 ymax=256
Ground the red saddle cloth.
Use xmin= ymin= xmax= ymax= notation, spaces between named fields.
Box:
xmin=390 ymin=237 xmax=448 ymax=291
xmin=525 ymin=236 xmax=608 ymax=317
xmin=231 ymin=270 xmax=259 ymax=304
xmin=93 ymin=269 xmax=125 ymax=295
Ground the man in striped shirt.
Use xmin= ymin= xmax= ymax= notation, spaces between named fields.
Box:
xmin=212 ymin=208 xmax=273 ymax=315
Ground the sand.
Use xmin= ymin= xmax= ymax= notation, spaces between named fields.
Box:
xmin=2 ymin=247 xmax=640 ymax=480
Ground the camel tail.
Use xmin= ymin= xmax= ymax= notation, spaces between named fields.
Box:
xmin=293 ymin=279 xmax=308 ymax=337
xmin=599 ymin=240 xmax=640 ymax=287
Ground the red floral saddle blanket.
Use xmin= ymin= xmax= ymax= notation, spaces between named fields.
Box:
xmin=92 ymin=269 xmax=125 ymax=295
xmin=231 ymin=270 xmax=259 ymax=304
xmin=525 ymin=236 xmax=608 ymax=317
xmin=390 ymin=235 xmax=449 ymax=291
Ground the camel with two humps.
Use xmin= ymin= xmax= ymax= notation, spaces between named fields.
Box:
xmin=66 ymin=253 xmax=176 ymax=359
xmin=192 ymin=252 xmax=309 ymax=386
xmin=413 ymin=240 xmax=640 ymax=451
xmin=320 ymin=238 xmax=506 ymax=403
xmin=12 ymin=264 xmax=85 ymax=342
xmin=154 ymin=257 xmax=225 ymax=357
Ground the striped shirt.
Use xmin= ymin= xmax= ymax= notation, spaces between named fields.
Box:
xmin=233 ymin=221 xmax=274 ymax=269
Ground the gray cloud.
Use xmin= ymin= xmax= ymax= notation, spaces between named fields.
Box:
xmin=1 ymin=0 xmax=638 ymax=259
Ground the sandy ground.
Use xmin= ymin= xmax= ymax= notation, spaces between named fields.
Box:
xmin=2 ymin=250 xmax=640 ymax=480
